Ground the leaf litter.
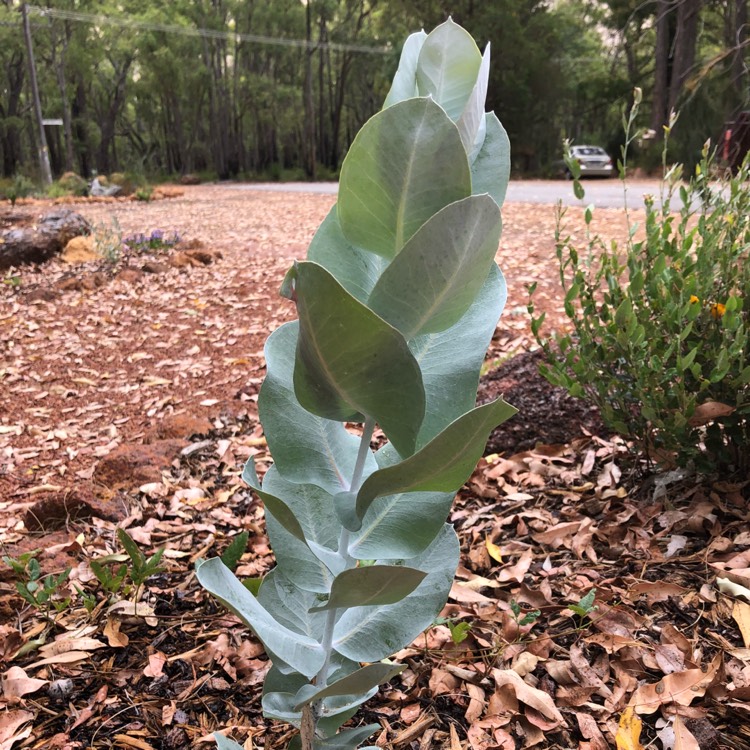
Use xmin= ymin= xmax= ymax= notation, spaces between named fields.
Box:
xmin=0 ymin=185 xmax=748 ymax=749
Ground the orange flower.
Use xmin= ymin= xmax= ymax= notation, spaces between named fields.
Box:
xmin=689 ymin=295 xmax=700 ymax=304
xmin=710 ymin=302 xmax=726 ymax=319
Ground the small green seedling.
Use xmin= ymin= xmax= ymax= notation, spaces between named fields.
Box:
xmin=434 ymin=616 xmax=472 ymax=645
xmin=90 ymin=529 xmax=165 ymax=608
xmin=3 ymin=551 xmax=71 ymax=619
xmin=510 ymin=599 xmax=541 ymax=628
xmin=220 ymin=531 xmax=250 ymax=572
xmin=568 ymin=589 xmax=598 ymax=622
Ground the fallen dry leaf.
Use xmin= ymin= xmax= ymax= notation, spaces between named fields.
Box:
xmin=629 ymin=654 xmax=721 ymax=715
xmin=1 ymin=666 xmax=48 ymax=703
xmin=732 ymin=600 xmax=750 ymax=647
xmin=0 ymin=710 xmax=34 ymax=750
xmin=672 ymin=716 xmax=701 ymax=750
xmin=615 ymin=707 xmax=643 ymax=750
xmin=492 ymin=668 xmax=564 ymax=726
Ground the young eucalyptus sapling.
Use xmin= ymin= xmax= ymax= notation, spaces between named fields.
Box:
xmin=197 ymin=20 xmax=516 ymax=750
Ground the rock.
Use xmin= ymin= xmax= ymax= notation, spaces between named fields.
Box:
xmin=94 ymin=439 xmax=186 ymax=490
xmin=90 ymin=177 xmax=121 ymax=197
xmin=79 ymin=272 xmax=107 ymax=290
xmin=24 ymin=483 xmax=125 ymax=531
xmin=141 ymin=260 xmax=170 ymax=274
xmin=25 ymin=287 xmax=59 ymax=303
xmin=143 ymin=414 xmax=213 ymax=444
xmin=179 ymin=174 xmax=201 ymax=185
xmin=169 ymin=247 xmax=221 ymax=269
xmin=185 ymin=247 xmax=221 ymax=265
xmin=0 ymin=209 xmax=91 ymax=270
xmin=116 ymin=267 xmax=143 ymax=284
xmin=61 ymin=235 xmax=98 ymax=264
xmin=56 ymin=275 xmax=83 ymax=292
xmin=151 ymin=185 xmax=184 ymax=200
xmin=108 ymin=172 xmax=135 ymax=196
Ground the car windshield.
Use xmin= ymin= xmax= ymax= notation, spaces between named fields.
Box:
xmin=572 ymin=146 xmax=607 ymax=156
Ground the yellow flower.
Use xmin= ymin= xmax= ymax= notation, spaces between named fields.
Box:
xmin=710 ymin=302 xmax=726 ymax=319
xmin=689 ymin=295 xmax=700 ymax=304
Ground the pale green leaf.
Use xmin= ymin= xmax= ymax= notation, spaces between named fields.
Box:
xmin=214 ymin=734 xmax=246 ymax=750
xmin=356 ymin=397 xmax=517 ymax=521
xmin=258 ymin=322 xmax=376 ymax=494
xmin=457 ymin=43 xmax=490 ymax=153
xmin=338 ymin=98 xmax=471 ymax=259
xmin=310 ymin=565 xmax=426 ymax=612
xmin=416 ymin=19 xmax=482 ymax=121
xmin=293 ymin=662 xmax=405 ymax=709
xmin=196 ymin=559 xmax=325 ymax=678
xmin=348 ymin=490 xmax=454 ymax=560
xmin=411 ymin=263 xmax=507 ymax=447
xmin=333 ymin=525 xmax=459 ymax=662
xmin=242 ymin=459 xmax=306 ymax=543
xmin=257 ymin=568 xmax=328 ymax=644
xmin=471 ymin=113 xmax=511 ymax=208
xmin=261 ymin=466 xmax=343 ymax=594
xmin=307 ymin=207 xmax=387 ymax=302
xmin=289 ymin=262 xmax=425 ymax=457
xmin=383 ymin=30 xmax=427 ymax=108
xmin=368 ymin=195 xmax=501 ymax=338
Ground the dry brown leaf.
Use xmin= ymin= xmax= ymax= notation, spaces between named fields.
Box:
xmin=465 ymin=683 xmax=486 ymax=723
xmin=615 ymin=706 xmax=643 ymax=750
xmin=39 ymin=637 xmax=106 ymax=656
xmin=687 ymin=401 xmax=735 ymax=426
xmin=492 ymin=668 xmax=564 ymax=725
xmin=24 ymin=650 xmax=92 ymax=669
xmin=732 ymin=600 xmax=750 ymax=648
xmin=672 ymin=716 xmax=701 ymax=750
xmin=0 ymin=710 xmax=34 ymax=750
xmin=113 ymin=735 xmax=157 ymax=750
xmin=104 ymin=616 xmax=130 ymax=648
xmin=1 ymin=666 xmax=48 ymax=703
xmin=143 ymin=651 xmax=167 ymax=678
xmin=629 ymin=653 xmax=721 ymax=715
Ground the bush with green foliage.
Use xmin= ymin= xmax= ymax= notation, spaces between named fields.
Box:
xmin=530 ymin=97 xmax=750 ymax=473
xmin=197 ymin=20 xmax=515 ymax=750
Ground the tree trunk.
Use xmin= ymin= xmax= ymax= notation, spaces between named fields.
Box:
xmin=97 ymin=56 xmax=133 ymax=174
xmin=1 ymin=52 xmax=25 ymax=176
xmin=650 ymin=0 xmax=672 ymax=133
xmin=303 ymin=0 xmax=317 ymax=179
xmin=668 ymin=0 xmax=702 ymax=113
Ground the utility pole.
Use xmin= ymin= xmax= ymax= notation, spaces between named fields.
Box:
xmin=21 ymin=2 xmax=53 ymax=186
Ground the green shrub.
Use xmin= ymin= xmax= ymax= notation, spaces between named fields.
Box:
xmin=530 ymin=99 xmax=750 ymax=473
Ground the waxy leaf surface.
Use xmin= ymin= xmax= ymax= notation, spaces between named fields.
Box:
xmin=196 ymin=559 xmax=325 ymax=678
xmin=411 ymin=263 xmax=507 ymax=446
xmin=383 ymin=30 xmax=427 ymax=108
xmin=258 ymin=322 xmax=376 ymax=494
xmin=471 ymin=112 xmax=511 ymax=208
xmin=333 ymin=524 xmax=459 ymax=662
xmin=290 ymin=262 xmax=425 ymax=457
xmin=293 ymin=662 xmax=405 ymax=709
xmin=310 ymin=565 xmax=426 ymax=612
xmin=356 ymin=397 xmax=517 ymax=521
xmin=368 ymin=195 xmax=502 ymax=338
xmin=416 ymin=19 xmax=482 ymax=121
xmin=338 ymin=98 xmax=471 ymax=259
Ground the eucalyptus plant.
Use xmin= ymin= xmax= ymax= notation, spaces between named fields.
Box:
xmin=197 ymin=19 xmax=515 ymax=750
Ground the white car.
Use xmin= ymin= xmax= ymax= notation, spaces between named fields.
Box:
xmin=562 ymin=145 xmax=615 ymax=178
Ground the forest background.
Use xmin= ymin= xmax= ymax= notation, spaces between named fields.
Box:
xmin=0 ymin=0 xmax=748 ymax=184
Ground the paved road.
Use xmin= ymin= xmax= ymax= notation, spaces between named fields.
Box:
xmin=228 ymin=178 xmax=674 ymax=209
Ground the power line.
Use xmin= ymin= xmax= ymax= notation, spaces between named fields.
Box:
xmin=27 ymin=5 xmax=392 ymax=55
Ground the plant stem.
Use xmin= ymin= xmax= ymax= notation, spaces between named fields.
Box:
xmin=302 ymin=417 xmax=376 ymax=747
